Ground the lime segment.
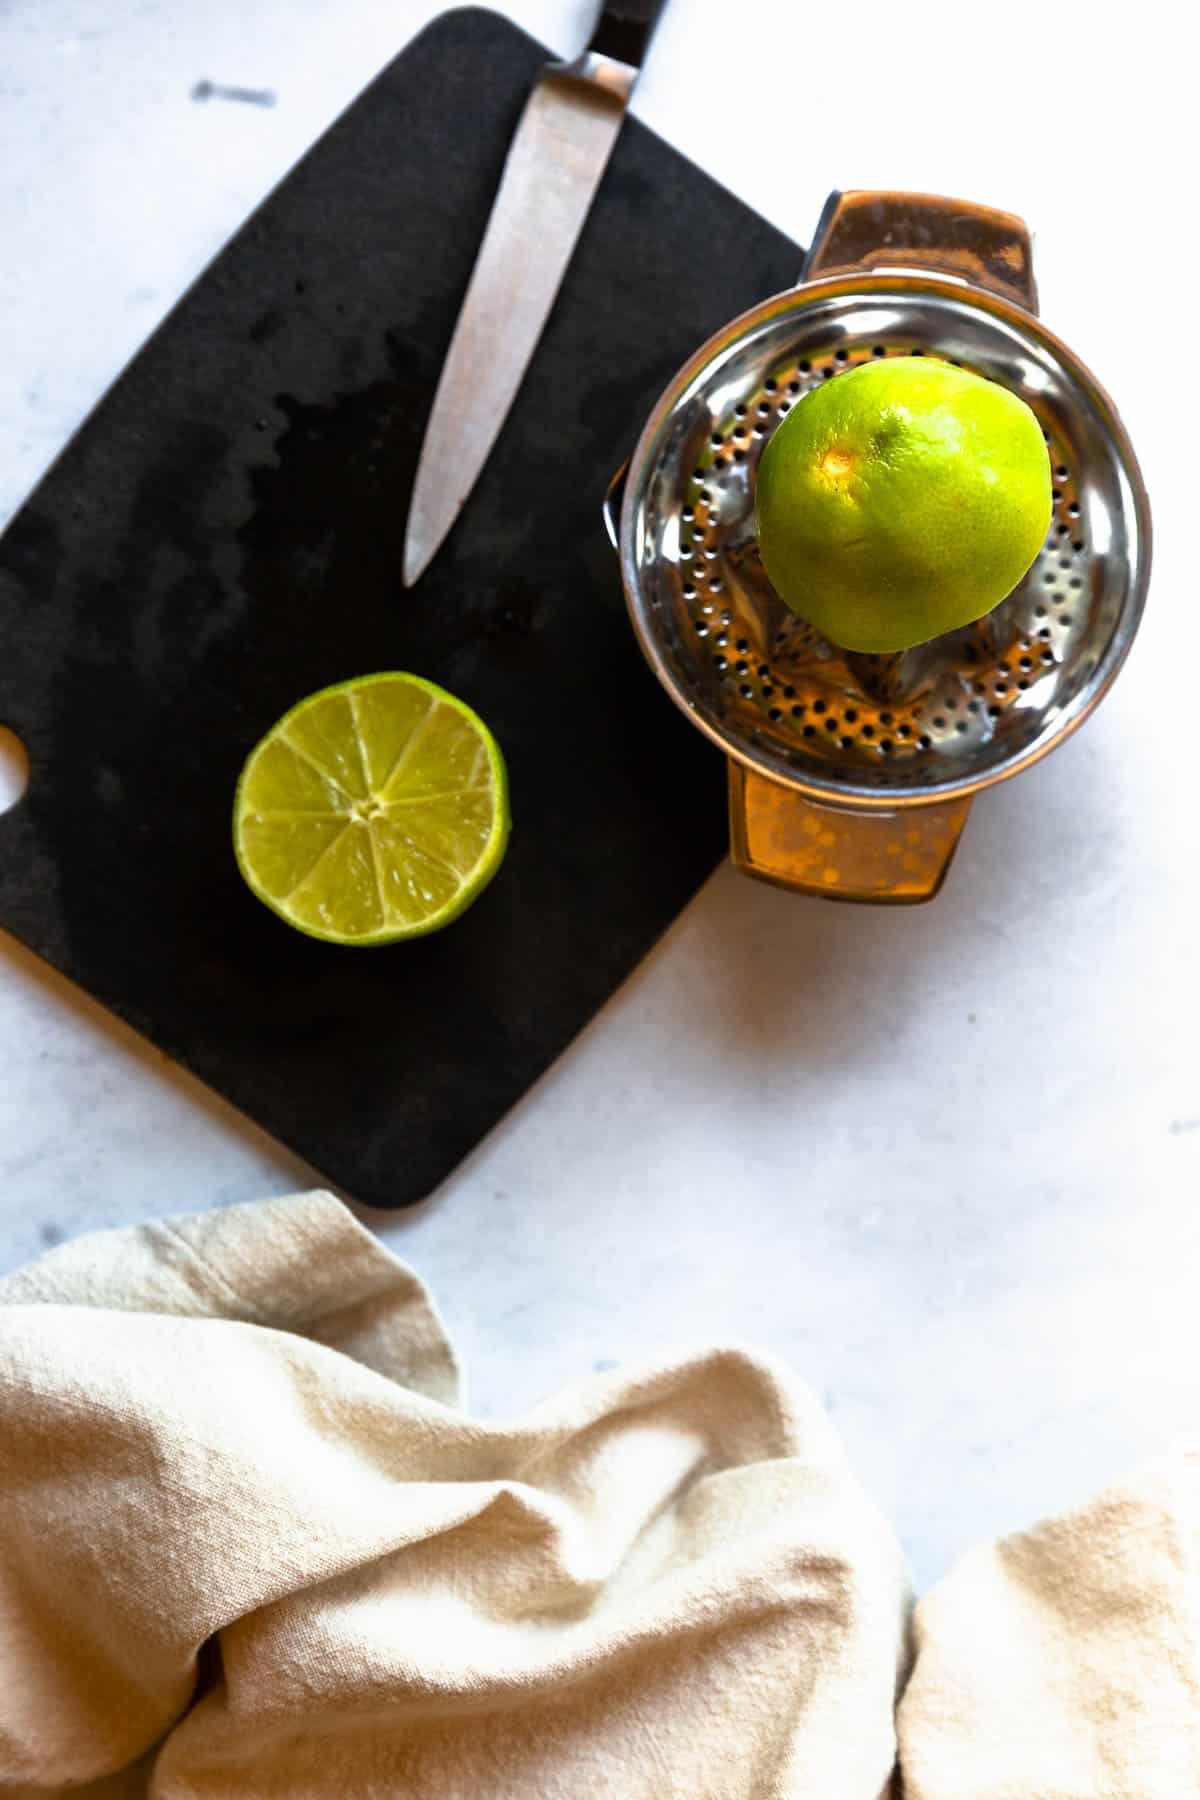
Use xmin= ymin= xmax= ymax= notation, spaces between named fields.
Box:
xmin=234 ymin=674 xmax=510 ymax=945
xmin=282 ymin=688 xmax=372 ymax=800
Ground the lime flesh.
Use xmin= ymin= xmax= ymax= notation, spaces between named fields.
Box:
xmin=233 ymin=673 xmax=510 ymax=945
xmin=755 ymin=356 xmax=1053 ymax=654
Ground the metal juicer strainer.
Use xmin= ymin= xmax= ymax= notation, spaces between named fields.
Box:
xmin=607 ymin=190 xmax=1151 ymax=902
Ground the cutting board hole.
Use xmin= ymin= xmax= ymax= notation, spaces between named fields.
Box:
xmin=0 ymin=727 xmax=30 ymax=815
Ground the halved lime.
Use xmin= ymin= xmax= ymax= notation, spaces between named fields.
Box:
xmin=233 ymin=673 xmax=510 ymax=945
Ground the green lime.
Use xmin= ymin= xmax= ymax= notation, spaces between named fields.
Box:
xmin=755 ymin=356 xmax=1052 ymax=653
xmin=233 ymin=673 xmax=510 ymax=945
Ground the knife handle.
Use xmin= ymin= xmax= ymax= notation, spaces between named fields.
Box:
xmin=587 ymin=0 xmax=668 ymax=71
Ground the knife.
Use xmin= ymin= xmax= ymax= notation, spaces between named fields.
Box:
xmin=402 ymin=0 xmax=667 ymax=588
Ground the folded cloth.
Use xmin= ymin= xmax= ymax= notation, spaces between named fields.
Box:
xmin=0 ymin=1192 xmax=911 ymax=1799
xmin=897 ymin=1447 xmax=1200 ymax=1798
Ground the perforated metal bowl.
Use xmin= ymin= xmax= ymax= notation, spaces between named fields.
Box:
xmin=607 ymin=191 xmax=1151 ymax=902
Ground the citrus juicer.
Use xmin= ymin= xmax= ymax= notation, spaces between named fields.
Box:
xmin=606 ymin=190 xmax=1151 ymax=902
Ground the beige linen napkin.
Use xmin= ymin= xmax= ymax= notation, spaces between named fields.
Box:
xmin=0 ymin=1192 xmax=910 ymax=1798
xmin=898 ymin=1446 xmax=1200 ymax=1798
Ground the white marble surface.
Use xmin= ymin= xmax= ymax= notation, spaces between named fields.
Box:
xmin=0 ymin=0 xmax=1194 ymax=1591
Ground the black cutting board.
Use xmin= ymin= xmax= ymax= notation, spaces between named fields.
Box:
xmin=0 ymin=8 xmax=800 ymax=1208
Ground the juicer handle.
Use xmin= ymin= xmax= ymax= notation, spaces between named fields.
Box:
xmin=728 ymin=763 xmax=972 ymax=904
xmin=802 ymin=190 xmax=1039 ymax=314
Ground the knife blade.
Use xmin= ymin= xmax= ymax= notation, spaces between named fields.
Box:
xmin=402 ymin=0 xmax=667 ymax=588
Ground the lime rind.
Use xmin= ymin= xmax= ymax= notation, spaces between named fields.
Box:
xmin=756 ymin=357 xmax=1053 ymax=654
xmin=233 ymin=673 xmax=510 ymax=946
